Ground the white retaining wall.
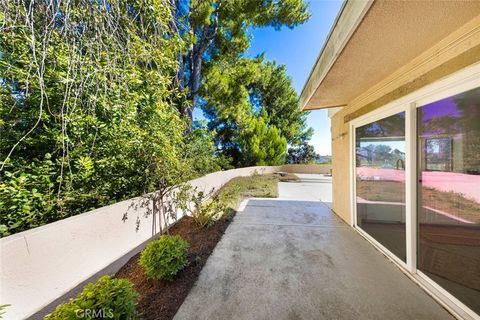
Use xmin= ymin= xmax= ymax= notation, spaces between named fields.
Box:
xmin=0 ymin=166 xmax=280 ymax=320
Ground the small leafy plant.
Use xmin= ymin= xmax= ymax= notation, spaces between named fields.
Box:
xmin=140 ymin=235 xmax=189 ymax=281
xmin=44 ymin=275 xmax=139 ymax=320
xmin=189 ymin=189 xmax=226 ymax=228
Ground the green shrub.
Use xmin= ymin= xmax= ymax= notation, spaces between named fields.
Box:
xmin=44 ymin=276 xmax=139 ymax=320
xmin=195 ymin=198 xmax=226 ymax=228
xmin=189 ymin=190 xmax=226 ymax=228
xmin=140 ymin=235 xmax=189 ymax=281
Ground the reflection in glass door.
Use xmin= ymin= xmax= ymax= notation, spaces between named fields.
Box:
xmin=355 ymin=112 xmax=406 ymax=262
xmin=417 ymin=87 xmax=480 ymax=314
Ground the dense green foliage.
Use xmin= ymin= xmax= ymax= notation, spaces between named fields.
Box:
xmin=203 ymin=61 xmax=312 ymax=166
xmin=174 ymin=0 xmax=310 ymax=119
xmin=0 ymin=0 xmax=314 ymax=236
xmin=176 ymin=0 xmax=313 ymax=165
xmin=239 ymin=115 xmax=287 ymax=166
xmin=0 ymin=0 xmax=222 ymax=236
xmin=139 ymin=235 xmax=189 ymax=281
xmin=286 ymin=141 xmax=320 ymax=164
xmin=44 ymin=276 xmax=139 ymax=320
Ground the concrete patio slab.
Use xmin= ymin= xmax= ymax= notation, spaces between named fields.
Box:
xmin=278 ymin=174 xmax=332 ymax=205
xmin=174 ymin=178 xmax=453 ymax=320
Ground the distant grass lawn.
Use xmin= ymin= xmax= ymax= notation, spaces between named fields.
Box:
xmin=216 ymin=174 xmax=279 ymax=211
xmin=276 ymin=172 xmax=300 ymax=182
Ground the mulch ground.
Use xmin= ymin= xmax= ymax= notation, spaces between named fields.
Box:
xmin=115 ymin=215 xmax=234 ymax=320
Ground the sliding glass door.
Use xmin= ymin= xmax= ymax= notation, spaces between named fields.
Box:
xmin=355 ymin=112 xmax=406 ymax=262
xmin=417 ymin=87 xmax=480 ymax=314
xmin=353 ymin=74 xmax=480 ymax=318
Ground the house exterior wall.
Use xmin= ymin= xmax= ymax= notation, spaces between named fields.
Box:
xmin=331 ymin=114 xmax=351 ymax=223
xmin=330 ymin=14 xmax=480 ymax=225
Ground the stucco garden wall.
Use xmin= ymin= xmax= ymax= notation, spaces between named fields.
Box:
xmin=0 ymin=166 xmax=280 ymax=320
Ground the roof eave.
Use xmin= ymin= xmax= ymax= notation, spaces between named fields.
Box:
xmin=299 ymin=0 xmax=373 ymax=111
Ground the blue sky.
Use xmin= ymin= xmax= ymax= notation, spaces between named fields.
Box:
xmin=194 ymin=0 xmax=343 ymax=155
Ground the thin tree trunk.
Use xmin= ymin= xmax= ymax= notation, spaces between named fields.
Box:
xmin=184 ymin=9 xmax=219 ymax=128
xmin=168 ymin=0 xmax=190 ymax=120
xmin=185 ymin=46 xmax=203 ymax=121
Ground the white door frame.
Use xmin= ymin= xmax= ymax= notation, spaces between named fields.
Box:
xmin=349 ymin=62 xmax=480 ymax=320
xmin=350 ymin=102 xmax=410 ymax=270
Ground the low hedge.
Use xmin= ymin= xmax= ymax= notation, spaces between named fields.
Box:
xmin=44 ymin=275 xmax=139 ymax=320
xmin=139 ymin=235 xmax=189 ymax=281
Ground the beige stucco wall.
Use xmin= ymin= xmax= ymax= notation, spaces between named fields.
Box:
xmin=330 ymin=14 xmax=480 ymax=225
xmin=331 ymin=115 xmax=351 ymax=224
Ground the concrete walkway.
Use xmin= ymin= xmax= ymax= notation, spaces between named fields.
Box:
xmin=277 ymin=174 xmax=332 ymax=206
xmin=174 ymin=174 xmax=453 ymax=320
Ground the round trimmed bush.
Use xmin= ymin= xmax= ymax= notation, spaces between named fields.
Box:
xmin=140 ymin=235 xmax=189 ymax=281
xmin=44 ymin=275 xmax=139 ymax=320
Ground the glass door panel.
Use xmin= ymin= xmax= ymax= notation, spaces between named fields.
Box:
xmin=356 ymin=112 xmax=406 ymax=262
xmin=418 ymin=87 xmax=480 ymax=313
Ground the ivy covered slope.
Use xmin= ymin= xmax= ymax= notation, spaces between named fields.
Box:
xmin=0 ymin=0 xmax=312 ymax=237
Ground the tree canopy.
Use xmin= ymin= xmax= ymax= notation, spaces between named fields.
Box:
xmin=202 ymin=60 xmax=313 ymax=166
xmin=174 ymin=0 xmax=310 ymax=120
xmin=286 ymin=142 xmax=320 ymax=164
xmin=0 ymin=0 xmax=315 ymax=236
xmin=0 ymin=0 xmax=220 ymax=236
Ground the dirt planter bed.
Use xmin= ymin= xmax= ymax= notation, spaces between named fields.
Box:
xmin=115 ymin=215 xmax=234 ymax=320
